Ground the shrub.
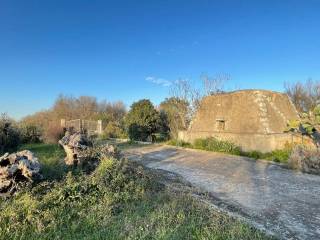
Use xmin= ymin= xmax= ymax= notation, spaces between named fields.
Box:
xmin=102 ymin=121 xmax=126 ymax=139
xmin=153 ymin=133 xmax=169 ymax=142
xmin=242 ymin=150 xmax=263 ymax=160
xmin=19 ymin=124 xmax=42 ymax=143
xmin=288 ymin=146 xmax=320 ymax=174
xmin=193 ymin=138 xmax=207 ymax=149
xmin=263 ymin=149 xmax=291 ymax=163
xmin=43 ymin=122 xmax=64 ymax=143
xmin=167 ymin=139 xmax=192 ymax=148
xmin=0 ymin=114 xmax=21 ymax=154
xmin=128 ymin=123 xmax=150 ymax=141
xmin=241 ymin=149 xmax=290 ymax=163
xmin=194 ymin=137 xmax=242 ymax=155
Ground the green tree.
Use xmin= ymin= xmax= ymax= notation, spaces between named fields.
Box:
xmin=0 ymin=114 xmax=21 ymax=154
xmin=125 ymin=99 xmax=159 ymax=141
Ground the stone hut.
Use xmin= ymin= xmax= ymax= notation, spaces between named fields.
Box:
xmin=178 ymin=90 xmax=311 ymax=152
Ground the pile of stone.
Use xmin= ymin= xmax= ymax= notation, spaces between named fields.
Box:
xmin=59 ymin=131 xmax=93 ymax=166
xmin=0 ymin=150 xmax=41 ymax=196
xmin=59 ymin=132 xmax=121 ymax=168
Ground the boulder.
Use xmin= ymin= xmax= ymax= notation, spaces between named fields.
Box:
xmin=0 ymin=150 xmax=41 ymax=195
xmin=58 ymin=131 xmax=93 ymax=166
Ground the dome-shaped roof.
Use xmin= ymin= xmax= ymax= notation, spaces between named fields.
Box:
xmin=189 ymin=90 xmax=299 ymax=134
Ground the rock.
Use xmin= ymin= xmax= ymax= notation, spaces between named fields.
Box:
xmin=0 ymin=150 xmax=41 ymax=196
xmin=100 ymin=144 xmax=121 ymax=159
xmin=58 ymin=131 xmax=93 ymax=166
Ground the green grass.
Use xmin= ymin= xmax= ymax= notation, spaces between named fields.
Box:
xmin=242 ymin=149 xmax=290 ymax=164
xmin=167 ymin=137 xmax=290 ymax=164
xmin=19 ymin=143 xmax=66 ymax=180
xmin=0 ymin=143 xmax=273 ymax=240
xmin=167 ymin=139 xmax=193 ymax=148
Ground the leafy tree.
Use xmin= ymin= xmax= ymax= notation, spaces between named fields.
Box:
xmin=159 ymin=97 xmax=189 ymax=138
xmin=125 ymin=99 xmax=159 ymax=141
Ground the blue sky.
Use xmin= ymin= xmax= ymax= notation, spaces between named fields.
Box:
xmin=1 ymin=0 xmax=320 ymax=119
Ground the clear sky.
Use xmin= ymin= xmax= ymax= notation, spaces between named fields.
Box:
xmin=1 ymin=0 xmax=320 ymax=119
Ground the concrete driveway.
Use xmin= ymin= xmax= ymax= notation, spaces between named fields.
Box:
xmin=124 ymin=145 xmax=320 ymax=240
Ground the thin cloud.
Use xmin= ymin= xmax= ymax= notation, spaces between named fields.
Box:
xmin=146 ymin=76 xmax=172 ymax=87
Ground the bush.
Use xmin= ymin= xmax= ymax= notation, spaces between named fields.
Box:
xmin=288 ymin=146 xmax=320 ymax=174
xmin=102 ymin=121 xmax=126 ymax=139
xmin=241 ymin=149 xmax=290 ymax=163
xmin=167 ymin=139 xmax=192 ymax=148
xmin=43 ymin=122 xmax=64 ymax=143
xmin=242 ymin=150 xmax=263 ymax=160
xmin=263 ymin=149 xmax=291 ymax=163
xmin=19 ymin=124 xmax=42 ymax=143
xmin=127 ymin=123 xmax=149 ymax=141
xmin=0 ymin=114 xmax=21 ymax=154
xmin=194 ymin=137 xmax=242 ymax=155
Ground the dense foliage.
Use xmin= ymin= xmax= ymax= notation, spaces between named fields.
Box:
xmin=159 ymin=97 xmax=189 ymax=138
xmin=193 ymin=137 xmax=242 ymax=155
xmin=125 ymin=99 xmax=160 ymax=141
xmin=0 ymin=114 xmax=21 ymax=154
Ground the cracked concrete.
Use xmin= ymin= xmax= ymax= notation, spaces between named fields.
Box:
xmin=124 ymin=145 xmax=320 ymax=240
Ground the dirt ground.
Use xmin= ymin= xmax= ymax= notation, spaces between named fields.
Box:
xmin=124 ymin=145 xmax=320 ymax=240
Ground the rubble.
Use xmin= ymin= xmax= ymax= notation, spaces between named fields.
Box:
xmin=0 ymin=150 xmax=41 ymax=195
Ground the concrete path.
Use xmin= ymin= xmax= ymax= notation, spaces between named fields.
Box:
xmin=124 ymin=145 xmax=320 ymax=240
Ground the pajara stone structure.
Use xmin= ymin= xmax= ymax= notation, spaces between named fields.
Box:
xmin=0 ymin=150 xmax=41 ymax=196
xmin=179 ymin=90 xmax=313 ymax=152
xmin=58 ymin=132 xmax=93 ymax=166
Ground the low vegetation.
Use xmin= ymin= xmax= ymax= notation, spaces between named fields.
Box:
xmin=0 ymin=143 xmax=271 ymax=240
xmin=168 ymin=137 xmax=291 ymax=164
xmin=288 ymin=145 xmax=320 ymax=175
xmin=0 ymin=114 xmax=21 ymax=154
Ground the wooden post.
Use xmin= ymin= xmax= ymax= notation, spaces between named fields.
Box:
xmin=61 ymin=119 xmax=66 ymax=128
xmin=97 ymin=120 xmax=103 ymax=135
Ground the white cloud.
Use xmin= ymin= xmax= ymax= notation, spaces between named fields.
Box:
xmin=146 ymin=76 xmax=172 ymax=87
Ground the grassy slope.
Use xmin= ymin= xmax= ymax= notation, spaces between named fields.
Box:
xmin=0 ymin=144 xmax=273 ymax=240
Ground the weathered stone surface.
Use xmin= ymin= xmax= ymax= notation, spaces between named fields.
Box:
xmin=0 ymin=150 xmax=41 ymax=195
xmin=178 ymin=90 xmax=313 ymax=152
xmin=58 ymin=131 xmax=93 ymax=166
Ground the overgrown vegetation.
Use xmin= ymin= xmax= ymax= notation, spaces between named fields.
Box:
xmin=168 ymin=137 xmax=291 ymax=163
xmin=193 ymin=137 xmax=242 ymax=155
xmin=19 ymin=95 xmax=128 ymax=143
xmin=0 ymin=114 xmax=21 ymax=154
xmin=0 ymin=143 xmax=271 ymax=240
xmin=288 ymin=145 xmax=320 ymax=174
xmin=125 ymin=99 xmax=165 ymax=141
